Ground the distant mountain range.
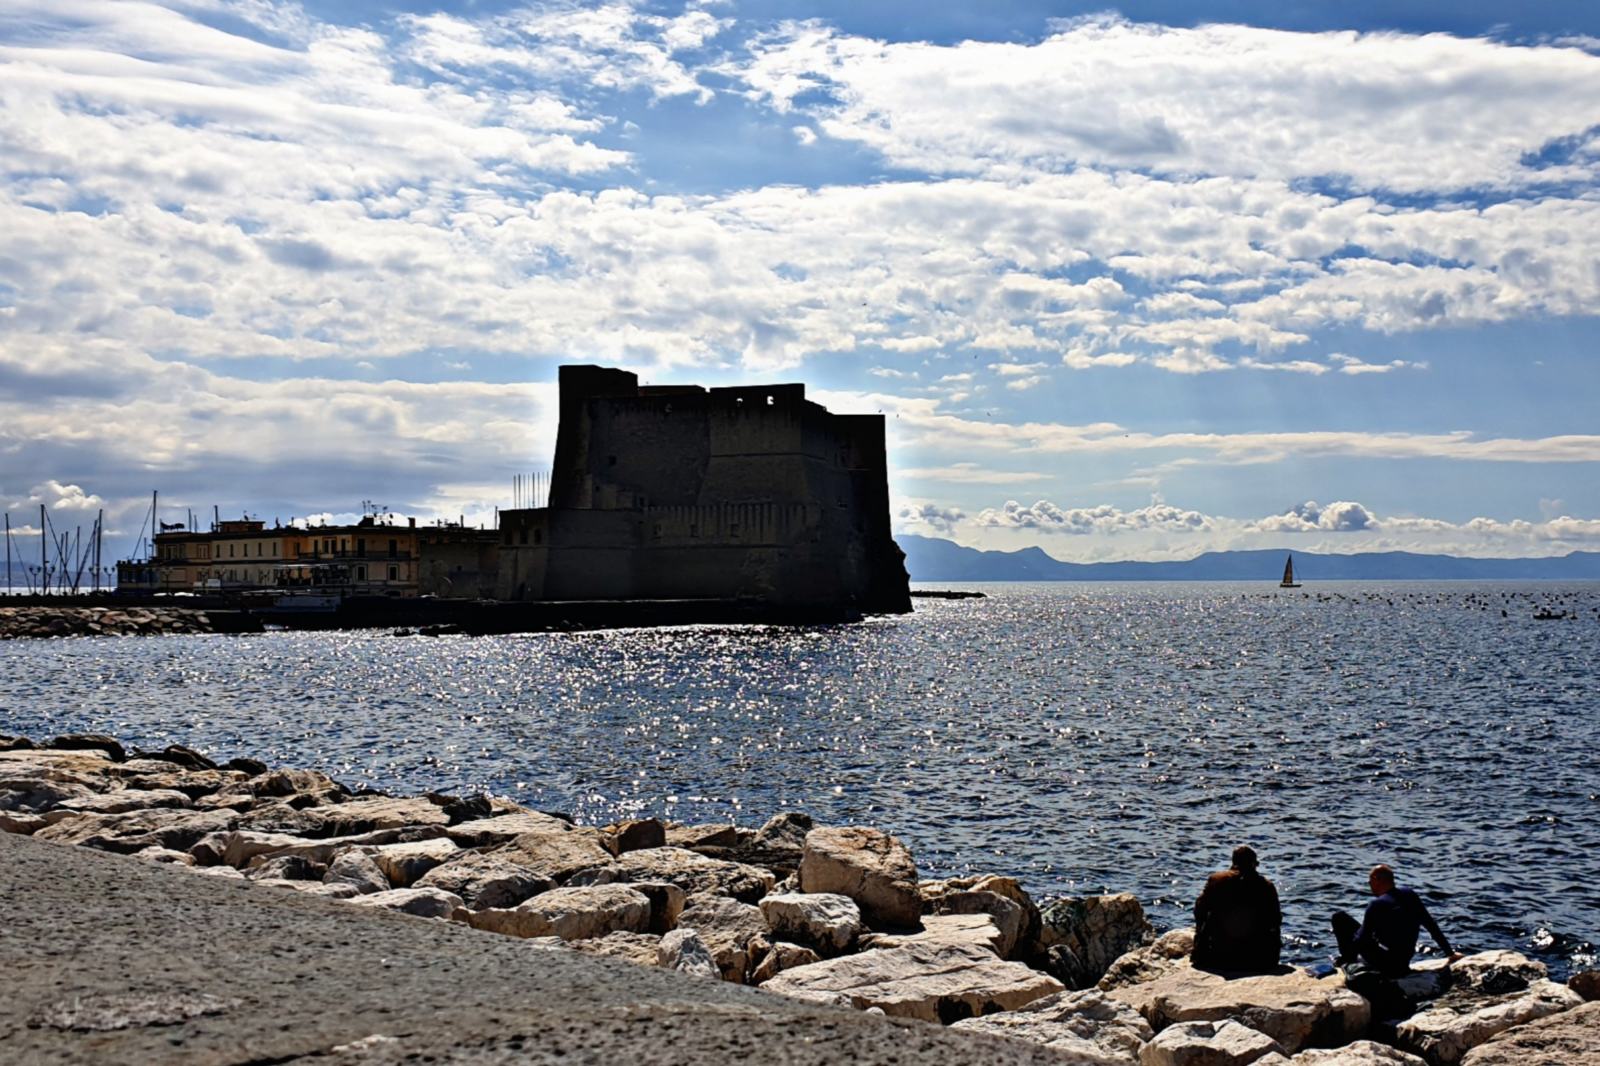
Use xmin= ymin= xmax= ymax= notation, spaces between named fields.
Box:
xmin=899 ymin=535 xmax=1600 ymax=582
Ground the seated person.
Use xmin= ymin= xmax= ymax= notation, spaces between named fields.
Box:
xmin=1193 ymin=845 xmax=1283 ymax=975
xmin=1331 ymin=864 xmax=1461 ymax=976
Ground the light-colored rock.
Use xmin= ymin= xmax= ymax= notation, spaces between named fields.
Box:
xmin=1140 ymin=1020 xmax=1283 ymax=1066
xmin=678 ymin=895 xmax=768 ymax=983
xmin=1101 ymin=928 xmax=1197 ymax=991
xmin=568 ymin=930 xmax=662 ymax=967
xmin=1109 ymin=963 xmax=1371 ymax=1055
xmin=664 ymin=823 xmax=745 ymax=850
xmin=1395 ymin=979 xmax=1583 ymax=1065
xmin=751 ymin=941 xmax=822 ymax=985
xmin=798 ymin=826 xmax=920 ymax=929
xmin=36 ymin=808 xmax=236 ymax=855
xmin=760 ymin=892 xmax=862 ymax=954
xmin=1273 ymin=1042 xmax=1430 ymax=1064
xmin=58 ymin=788 xmax=192 ymax=815
xmin=590 ymin=846 xmax=775 ymax=904
xmin=346 ymin=887 xmax=463 ymax=919
xmin=413 ymin=851 xmax=554 ymax=909
xmin=133 ymin=846 xmax=194 ymax=865
xmin=0 ymin=812 xmax=47 ymax=835
xmin=862 ymin=913 xmax=1011 ymax=957
xmin=323 ymin=849 xmax=389 ymax=894
xmin=201 ymin=830 xmax=335 ymax=869
xmin=923 ymin=874 xmax=1042 ymax=954
xmin=446 ymin=811 xmax=578 ymax=848
xmin=701 ymin=812 xmax=815 ymax=874
xmin=1039 ymin=894 xmax=1154 ymax=990
xmin=245 ymin=854 xmax=327 ymax=881
xmin=308 ymin=796 xmax=450 ymax=837
xmin=255 ymin=878 xmax=360 ymax=900
xmin=952 ymin=987 xmax=1154 ymax=1064
xmin=465 ymin=885 xmax=652 ymax=941
xmin=762 ymin=938 xmax=1065 ymax=1023
xmin=372 ymin=838 xmax=459 ymax=888
xmin=490 ymin=826 xmax=615 ymax=883
xmin=659 ymin=928 xmax=720 ymax=979
xmin=189 ymin=864 xmax=245 ymax=879
xmin=1449 ymin=951 xmax=1547 ymax=995
xmin=1459 ymin=999 xmax=1600 ymax=1065
xmin=934 ymin=890 xmax=1026 ymax=959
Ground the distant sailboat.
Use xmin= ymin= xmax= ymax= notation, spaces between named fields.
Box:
xmin=1280 ymin=554 xmax=1301 ymax=588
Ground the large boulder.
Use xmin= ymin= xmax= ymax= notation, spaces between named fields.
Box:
xmin=371 ymin=838 xmax=459 ymax=888
xmin=489 ymin=826 xmax=615 ymax=883
xmin=751 ymin=941 xmax=823 ymax=985
xmin=664 ymin=823 xmax=746 ymax=850
xmin=47 ymin=733 xmax=126 ymax=761
xmin=36 ymin=808 xmax=236 ymax=855
xmin=762 ymin=938 xmax=1065 ymax=1023
xmin=586 ymin=847 xmax=775 ymax=904
xmin=952 ymin=987 xmax=1154 ymax=1064
xmin=346 ymin=887 xmax=462 ymax=919
xmin=245 ymin=854 xmax=327 ymax=881
xmin=1038 ymin=894 xmax=1153 ymax=990
xmin=322 ymin=849 xmax=390 ymax=895
xmin=1459 ymin=999 xmax=1600 ymax=1066
xmin=1109 ymin=963 xmax=1371 ymax=1055
xmin=58 ymin=789 xmax=192 ymax=815
xmin=696 ymin=812 xmax=815 ymax=875
xmin=464 ymin=885 xmax=652 ymax=941
xmin=413 ymin=851 xmax=554 ymax=909
xmin=659 ymin=928 xmax=720 ymax=979
xmin=1570 ymin=971 xmax=1600 ymax=1002
xmin=1256 ymin=1043 xmax=1429 ymax=1065
xmin=862 ymin=913 xmax=1012 ymax=958
xmin=1102 ymin=929 xmax=1197 ymax=991
xmin=1394 ymin=979 xmax=1583 ymax=1065
xmin=307 ymin=796 xmax=450 ymax=837
xmin=760 ymin=892 xmax=862 ymax=955
xmin=923 ymin=874 xmax=1043 ymax=955
xmin=1139 ymin=1019 xmax=1283 ymax=1066
xmin=447 ymin=811 xmax=579 ymax=848
xmin=605 ymin=818 xmax=667 ymax=854
xmin=678 ymin=895 xmax=769 ymax=983
xmin=798 ymin=826 xmax=920 ymax=929
xmin=933 ymin=890 xmax=1027 ymax=960
xmin=1449 ymin=951 xmax=1547 ymax=995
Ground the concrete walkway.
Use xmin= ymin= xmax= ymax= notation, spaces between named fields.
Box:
xmin=0 ymin=833 xmax=1064 ymax=1065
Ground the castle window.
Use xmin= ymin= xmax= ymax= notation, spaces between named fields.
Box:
xmin=534 ymin=529 xmax=542 ymax=545
xmin=689 ymin=524 xmax=698 ymax=538
xmin=766 ymin=395 xmax=774 ymax=405
xmin=388 ymin=565 xmax=398 ymax=581
xmin=520 ymin=527 xmax=529 ymax=545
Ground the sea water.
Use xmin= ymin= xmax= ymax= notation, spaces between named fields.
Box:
xmin=1 ymin=581 xmax=1595 ymax=976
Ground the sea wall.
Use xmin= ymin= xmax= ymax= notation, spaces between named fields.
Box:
xmin=0 ymin=606 xmax=244 ymax=640
xmin=2 ymin=734 xmax=1595 ymax=1065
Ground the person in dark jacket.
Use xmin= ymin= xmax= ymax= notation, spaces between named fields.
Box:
xmin=1192 ymin=845 xmax=1283 ymax=975
xmin=1331 ymin=864 xmax=1461 ymax=975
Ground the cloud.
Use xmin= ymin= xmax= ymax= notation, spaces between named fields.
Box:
xmin=897 ymin=501 xmax=964 ymax=533
xmin=931 ymin=496 xmax=1600 ymax=560
xmin=727 ymin=17 xmax=1600 ymax=192
xmin=975 ymin=499 xmax=1215 ymax=535
xmin=898 ymin=463 xmax=1048 ymax=484
xmin=1252 ymin=500 xmax=1378 ymax=533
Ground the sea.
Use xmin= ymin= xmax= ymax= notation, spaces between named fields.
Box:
xmin=2 ymin=581 xmax=1596 ymax=977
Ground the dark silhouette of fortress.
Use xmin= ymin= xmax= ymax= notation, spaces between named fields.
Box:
xmin=496 ymin=366 xmax=910 ymax=613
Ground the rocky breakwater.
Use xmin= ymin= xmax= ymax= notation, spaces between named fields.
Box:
xmin=0 ymin=604 xmax=244 ymax=639
xmin=3 ymin=734 xmax=1597 ymax=1065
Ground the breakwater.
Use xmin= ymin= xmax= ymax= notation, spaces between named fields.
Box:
xmin=3 ymin=733 xmax=1596 ymax=1065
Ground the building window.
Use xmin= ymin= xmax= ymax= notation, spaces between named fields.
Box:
xmin=228 ymin=544 xmax=235 ymax=557
xmin=356 ymin=565 xmax=366 ymax=581
xmin=534 ymin=529 xmax=542 ymax=545
xmin=388 ymin=539 xmax=398 ymax=558
xmin=357 ymin=538 xmax=366 ymax=555
xmin=387 ymin=565 xmax=398 ymax=581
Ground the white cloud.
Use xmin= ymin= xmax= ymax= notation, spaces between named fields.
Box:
xmin=898 ymin=463 xmax=1048 ymax=484
xmin=975 ymin=499 xmax=1215 ymax=535
xmin=728 ymin=17 xmax=1600 ymax=192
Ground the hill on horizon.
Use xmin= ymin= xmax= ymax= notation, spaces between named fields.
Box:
xmin=898 ymin=534 xmax=1600 ymax=582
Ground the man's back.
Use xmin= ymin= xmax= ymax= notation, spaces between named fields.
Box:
xmin=1193 ymin=868 xmax=1282 ymax=974
xmin=1359 ymin=886 xmax=1439 ymax=972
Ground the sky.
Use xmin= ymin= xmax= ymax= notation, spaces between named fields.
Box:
xmin=2 ymin=0 xmax=1599 ymax=564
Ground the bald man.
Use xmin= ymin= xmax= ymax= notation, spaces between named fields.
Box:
xmin=1331 ymin=864 xmax=1461 ymax=975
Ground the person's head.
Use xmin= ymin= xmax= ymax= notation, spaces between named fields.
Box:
xmin=1369 ymin=864 xmax=1396 ymax=896
xmin=1231 ymin=845 xmax=1259 ymax=873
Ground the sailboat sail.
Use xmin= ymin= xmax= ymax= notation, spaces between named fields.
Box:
xmin=1280 ymin=555 xmax=1299 ymax=587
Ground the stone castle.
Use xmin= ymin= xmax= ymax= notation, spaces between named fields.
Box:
xmin=496 ymin=365 xmax=910 ymax=613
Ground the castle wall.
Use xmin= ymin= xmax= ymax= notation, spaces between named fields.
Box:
xmin=502 ymin=365 xmax=909 ymax=612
